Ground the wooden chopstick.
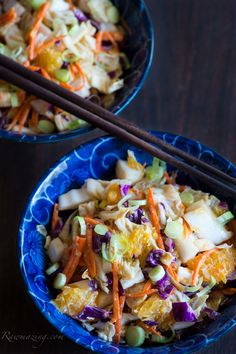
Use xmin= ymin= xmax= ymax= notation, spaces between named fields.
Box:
xmin=0 ymin=61 xmax=235 ymax=198
xmin=0 ymin=54 xmax=235 ymax=186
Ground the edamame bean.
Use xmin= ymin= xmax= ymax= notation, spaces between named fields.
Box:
xmin=125 ymin=326 xmax=145 ymax=347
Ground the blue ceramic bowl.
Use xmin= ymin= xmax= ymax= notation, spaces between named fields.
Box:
xmin=0 ymin=0 xmax=154 ymax=144
xmin=18 ymin=132 xmax=236 ymax=353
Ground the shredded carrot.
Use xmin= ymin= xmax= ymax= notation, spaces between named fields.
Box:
xmin=65 ymin=0 xmax=75 ymax=10
xmin=51 ymin=203 xmax=59 ymax=231
xmin=74 ymin=63 xmax=86 ymax=91
xmin=54 ymin=107 xmax=63 ymax=114
xmin=29 ymin=111 xmax=39 ymax=129
xmin=34 ymin=35 xmax=65 ymax=57
xmin=28 ymin=2 xmax=50 ymax=60
xmin=18 ymin=104 xmax=31 ymax=133
xmin=164 ymin=264 xmax=179 ymax=282
xmin=164 ymin=171 xmax=172 ymax=184
xmin=126 ymin=281 xmax=156 ymax=298
xmin=183 ymin=219 xmax=191 ymax=238
xmin=7 ymin=97 xmax=33 ymax=131
xmin=192 ymin=249 xmax=218 ymax=285
xmin=70 ymin=63 xmax=78 ymax=76
xmin=85 ymin=217 xmax=102 ymax=226
xmin=147 ymin=188 xmax=165 ymax=250
xmin=138 ymin=321 xmax=161 ymax=337
xmin=85 ymin=226 xmax=97 ymax=278
xmin=114 ymin=295 xmax=125 ymax=344
xmin=143 ymin=280 xmax=152 ymax=292
xmin=40 ymin=68 xmax=51 ymax=80
xmin=63 ymin=236 xmax=86 ymax=283
xmin=27 ymin=65 xmax=41 ymax=71
xmin=0 ymin=8 xmax=17 ymax=27
xmin=112 ymin=260 xmax=121 ymax=342
xmin=222 ymin=288 xmax=236 ymax=295
xmin=60 ymin=82 xmax=74 ymax=91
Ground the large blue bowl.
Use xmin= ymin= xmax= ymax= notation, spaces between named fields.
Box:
xmin=18 ymin=132 xmax=236 ymax=353
xmin=0 ymin=0 xmax=154 ymax=143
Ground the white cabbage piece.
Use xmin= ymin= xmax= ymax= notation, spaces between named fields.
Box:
xmin=59 ymin=210 xmax=77 ymax=241
xmin=120 ymin=259 xmax=144 ymax=289
xmin=88 ymin=65 xmax=110 ymax=93
xmin=96 ymin=291 xmax=113 ymax=308
xmin=0 ymin=92 xmax=11 ymax=107
xmin=122 ymin=313 xmax=138 ymax=325
xmin=95 ymin=254 xmax=112 ymax=293
xmin=184 ymin=200 xmax=232 ymax=244
xmin=79 ymin=200 xmax=98 ymax=217
xmin=96 ymin=52 xmax=121 ymax=72
xmin=116 ymin=160 xmax=144 ymax=183
xmin=87 ymin=0 xmax=119 ymax=24
xmin=115 ymin=215 xmax=136 ymax=234
xmin=94 ymin=321 xmax=115 ymax=342
xmin=108 ymin=79 xmax=124 ymax=94
xmin=153 ymin=185 xmax=183 ymax=219
xmin=35 ymin=23 xmax=52 ymax=46
xmin=3 ymin=24 xmax=25 ymax=50
xmin=98 ymin=209 xmax=125 ymax=222
xmin=177 ymin=267 xmax=193 ymax=285
xmin=47 ymin=237 xmax=65 ymax=263
xmin=31 ymin=99 xmax=50 ymax=116
xmin=3 ymin=1 xmax=25 ymax=16
xmin=86 ymin=179 xmax=106 ymax=200
xmin=49 ymin=0 xmax=70 ymax=12
xmin=191 ymin=294 xmax=209 ymax=317
xmin=175 ymin=234 xmax=216 ymax=263
xmin=59 ymin=187 xmax=91 ymax=210
xmin=54 ymin=113 xmax=73 ymax=132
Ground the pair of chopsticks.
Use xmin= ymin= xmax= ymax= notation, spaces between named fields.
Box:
xmin=0 ymin=53 xmax=235 ymax=198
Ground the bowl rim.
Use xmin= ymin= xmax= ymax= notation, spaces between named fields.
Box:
xmin=18 ymin=131 xmax=236 ymax=354
xmin=0 ymin=0 xmax=154 ymax=144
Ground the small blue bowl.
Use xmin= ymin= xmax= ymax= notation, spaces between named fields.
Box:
xmin=18 ymin=131 xmax=236 ymax=354
xmin=0 ymin=0 xmax=154 ymax=144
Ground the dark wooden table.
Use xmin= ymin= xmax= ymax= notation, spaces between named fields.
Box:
xmin=1 ymin=0 xmax=236 ymax=353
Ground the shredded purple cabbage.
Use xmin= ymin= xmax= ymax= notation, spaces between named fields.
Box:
xmin=74 ymin=9 xmax=88 ymax=22
xmin=0 ymin=114 xmax=6 ymax=129
xmin=102 ymin=40 xmax=113 ymax=50
xmin=120 ymin=184 xmax=131 ymax=197
xmin=219 ymin=201 xmax=229 ymax=209
xmin=146 ymin=249 xmax=164 ymax=267
xmin=227 ymin=270 xmax=236 ymax=281
xmin=90 ymin=19 xmax=101 ymax=30
xmin=61 ymin=61 xmax=70 ymax=69
xmin=89 ymin=279 xmax=98 ymax=292
xmin=127 ymin=208 xmax=147 ymax=225
xmin=163 ymin=235 xmax=175 ymax=253
xmin=92 ymin=232 xmax=111 ymax=253
xmin=154 ymin=273 xmax=174 ymax=299
xmin=204 ymin=307 xmax=220 ymax=320
xmin=142 ymin=270 xmax=149 ymax=280
xmin=107 ymin=272 xmax=124 ymax=295
xmin=51 ymin=218 xmax=64 ymax=238
xmin=172 ymin=302 xmax=197 ymax=322
xmin=108 ymin=71 xmax=117 ymax=79
xmin=77 ymin=306 xmax=111 ymax=321
xmin=144 ymin=320 xmax=158 ymax=327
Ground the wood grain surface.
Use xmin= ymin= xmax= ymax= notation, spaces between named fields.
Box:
xmin=0 ymin=1 xmax=236 ymax=353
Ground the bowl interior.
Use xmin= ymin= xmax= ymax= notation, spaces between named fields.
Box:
xmin=18 ymin=132 xmax=236 ymax=354
xmin=0 ymin=0 xmax=154 ymax=143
